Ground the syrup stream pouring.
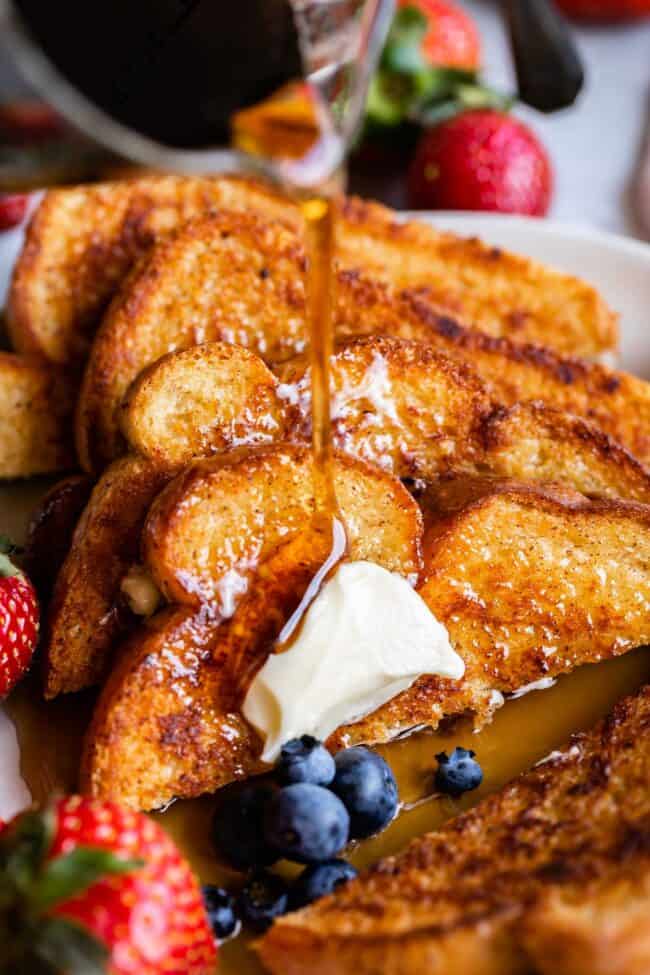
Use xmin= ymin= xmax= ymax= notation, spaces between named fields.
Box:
xmin=1 ymin=0 xmax=396 ymax=639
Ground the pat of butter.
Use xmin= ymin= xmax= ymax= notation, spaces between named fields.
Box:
xmin=243 ymin=561 xmax=464 ymax=763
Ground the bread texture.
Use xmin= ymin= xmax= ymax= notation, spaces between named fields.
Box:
xmin=257 ymin=684 xmax=650 ymax=975
xmin=42 ymin=456 xmax=169 ymax=698
xmin=89 ymin=325 xmax=650 ymax=507
xmin=142 ymin=444 xmax=423 ymax=610
xmin=74 ymin=214 xmax=643 ymax=473
xmin=81 ymin=481 xmax=650 ymax=810
xmin=119 ymin=342 xmax=286 ymax=469
xmin=8 ymin=176 xmax=615 ymax=372
xmin=0 ymin=353 xmax=75 ymax=478
xmin=7 ymin=176 xmax=298 ymax=366
xmin=45 ymin=445 xmax=422 ymax=699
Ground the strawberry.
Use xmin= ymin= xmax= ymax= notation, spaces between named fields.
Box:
xmin=0 ymin=537 xmax=38 ymax=697
xmin=397 ymin=0 xmax=481 ymax=70
xmin=407 ymin=109 xmax=552 ymax=215
xmin=0 ymin=101 xmax=65 ymax=144
xmin=554 ymin=0 xmax=650 ymax=19
xmin=0 ymin=796 xmax=217 ymax=974
xmin=0 ymin=194 xmax=29 ymax=232
xmin=365 ymin=6 xmax=508 ymax=135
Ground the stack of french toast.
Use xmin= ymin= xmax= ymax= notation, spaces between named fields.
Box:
xmin=4 ymin=175 xmax=650 ymax=972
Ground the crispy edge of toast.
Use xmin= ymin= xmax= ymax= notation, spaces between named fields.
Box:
xmin=7 ymin=175 xmax=299 ymax=366
xmin=142 ymin=443 xmax=423 ymax=608
xmin=80 ymin=532 xmax=332 ymax=810
xmin=7 ymin=177 xmax=616 ymax=373
xmin=338 ymin=195 xmax=618 ymax=358
xmin=119 ymin=341 xmax=286 ymax=469
xmin=327 ymin=482 xmax=650 ymax=750
xmin=476 ymin=401 xmax=650 ymax=504
xmin=42 ymin=455 xmax=169 ymax=698
xmin=23 ymin=474 xmax=94 ymax=601
xmin=82 ymin=480 xmax=650 ymax=811
xmin=79 ymin=605 xmax=264 ymax=810
xmin=0 ymin=353 xmax=75 ymax=478
xmin=75 ymin=210 xmax=308 ymax=471
xmin=257 ymin=685 xmax=650 ymax=975
xmin=75 ymin=210 xmax=647 ymax=473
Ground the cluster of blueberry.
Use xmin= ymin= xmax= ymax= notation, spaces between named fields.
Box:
xmin=202 ymin=736 xmax=398 ymax=935
xmin=203 ymin=738 xmax=483 ymax=938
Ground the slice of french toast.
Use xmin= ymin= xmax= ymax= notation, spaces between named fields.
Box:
xmin=119 ymin=342 xmax=286 ymax=469
xmin=7 ymin=176 xmax=298 ymax=366
xmin=82 ymin=481 xmax=650 ymax=810
xmin=119 ymin=337 xmax=491 ymax=476
xmin=43 ymin=456 xmax=170 ymax=698
xmin=111 ymin=332 xmax=650 ymax=506
xmin=477 ymin=401 xmax=650 ymax=504
xmin=44 ymin=445 xmax=422 ymax=698
xmin=81 ymin=531 xmax=339 ymax=811
xmin=337 ymin=196 xmax=618 ymax=360
xmin=0 ymin=353 xmax=75 ymax=478
xmin=520 ymin=863 xmax=650 ymax=975
xmin=75 ymin=213 xmax=646 ymax=473
xmin=8 ymin=176 xmax=616 ymax=371
xmin=257 ymin=684 xmax=650 ymax=975
xmin=142 ymin=444 xmax=423 ymax=611
xmin=329 ymin=480 xmax=650 ymax=749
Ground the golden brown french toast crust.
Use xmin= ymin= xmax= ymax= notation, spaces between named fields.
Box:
xmin=82 ymin=478 xmax=650 ymax=813
xmin=257 ymin=684 xmax=650 ymax=975
xmin=75 ymin=211 xmax=643 ymax=474
xmin=0 ymin=353 xmax=75 ymax=478
xmin=8 ymin=176 xmax=616 ymax=373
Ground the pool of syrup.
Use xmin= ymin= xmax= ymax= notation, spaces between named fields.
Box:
xmin=2 ymin=479 xmax=650 ymax=973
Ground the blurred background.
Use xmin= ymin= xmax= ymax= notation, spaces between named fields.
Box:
xmin=0 ymin=0 xmax=648 ymax=237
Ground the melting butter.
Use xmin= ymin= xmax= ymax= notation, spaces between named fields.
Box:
xmin=243 ymin=561 xmax=465 ymax=762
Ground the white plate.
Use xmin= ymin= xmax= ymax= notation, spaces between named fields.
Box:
xmin=409 ymin=213 xmax=650 ymax=378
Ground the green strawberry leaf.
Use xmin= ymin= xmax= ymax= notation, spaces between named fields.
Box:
xmin=415 ymin=83 xmax=515 ymax=126
xmin=34 ymin=916 xmax=109 ymax=975
xmin=366 ymin=72 xmax=413 ymax=126
xmin=31 ymin=848 xmax=143 ymax=912
xmin=364 ymin=4 xmax=513 ymax=135
xmin=0 ymin=808 xmax=53 ymax=892
xmin=381 ymin=6 xmax=429 ymax=76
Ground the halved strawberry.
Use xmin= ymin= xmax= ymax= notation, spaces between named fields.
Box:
xmin=0 ymin=537 xmax=39 ymax=697
xmin=0 ymin=796 xmax=217 ymax=973
xmin=0 ymin=194 xmax=29 ymax=232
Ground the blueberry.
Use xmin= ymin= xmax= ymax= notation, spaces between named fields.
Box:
xmin=202 ymin=885 xmax=238 ymax=941
xmin=331 ymin=747 xmax=398 ymax=839
xmin=276 ymin=735 xmax=336 ymax=787
xmin=434 ymin=747 xmax=483 ymax=797
xmin=211 ymin=779 xmax=277 ymax=869
xmin=291 ymin=859 xmax=358 ymax=908
xmin=238 ymin=870 xmax=289 ymax=933
xmin=264 ymin=783 xmax=350 ymax=864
